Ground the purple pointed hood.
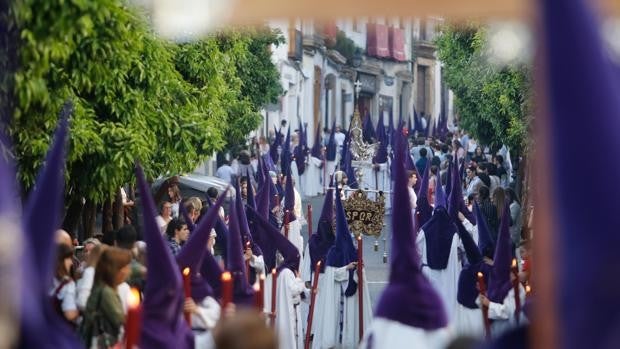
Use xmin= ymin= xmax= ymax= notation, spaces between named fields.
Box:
xmin=415 ymin=159 xmax=433 ymax=230
xmin=294 ymin=125 xmax=306 ymax=176
xmin=487 ymin=204 xmax=512 ymax=303
xmin=18 ymin=102 xmax=82 ymax=349
xmin=540 ymin=0 xmax=620 ymax=346
xmin=226 ymin=197 xmax=255 ymax=306
xmin=374 ymin=114 xmax=388 ymax=164
xmin=325 ymin=186 xmax=358 ymax=297
xmin=474 ymin=201 xmax=495 ymax=258
xmin=363 ymin=112 xmax=376 ymax=143
xmin=326 ymin=121 xmax=337 ymax=161
xmin=280 ymin=127 xmax=292 ymax=175
xmin=448 ymin=156 xmax=476 ymax=224
xmin=375 ymin=131 xmax=447 ymax=329
xmin=136 ymin=164 xmax=194 ymax=349
xmin=246 ymin=169 xmax=257 ymax=210
xmin=455 ymin=220 xmax=490 ymax=309
xmin=310 ymin=123 xmax=323 ymax=158
xmin=308 ymin=188 xmax=335 ymax=274
xmin=269 ymin=126 xmax=281 ymax=165
xmin=283 ymin=168 xmax=297 ymax=222
xmin=421 ymin=206 xmax=457 ymax=270
xmin=246 ymin=207 xmax=278 ymax=272
xmin=246 ymin=206 xmax=300 ymax=273
xmin=262 ymin=153 xmax=277 ymax=173
xmin=176 ymin=189 xmax=227 ymax=301
xmin=256 ymin=155 xmax=266 ymax=189
xmin=445 ymin=160 xmax=452 ymax=198
xmin=256 ymin=172 xmax=271 ymax=221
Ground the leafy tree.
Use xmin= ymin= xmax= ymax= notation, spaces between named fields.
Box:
xmin=435 ymin=23 xmax=531 ymax=154
xmin=4 ymin=0 xmax=282 ymax=236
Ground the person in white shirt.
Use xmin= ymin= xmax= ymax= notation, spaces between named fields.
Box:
xmin=155 ymin=201 xmax=173 ymax=234
xmin=216 ymin=161 xmax=234 ymax=184
xmin=334 ymin=125 xmax=346 ymax=153
xmin=76 ymin=242 xmax=104 ymax=311
xmin=408 ymin=170 xmax=418 ymax=210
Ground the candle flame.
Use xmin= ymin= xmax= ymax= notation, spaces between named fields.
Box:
xmin=253 ymin=283 xmax=260 ymax=292
xmin=512 ymin=259 xmax=517 ymax=268
xmin=260 ymin=274 xmax=266 ymax=281
xmin=317 ymin=261 xmax=322 ymax=267
xmin=357 ymin=235 xmax=362 ymax=241
xmin=271 ymin=268 xmax=276 ymax=275
xmin=128 ymin=288 xmax=141 ymax=308
xmin=477 ymin=272 xmax=484 ymax=278
xmin=526 ymin=285 xmax=532 ymax=293
xmin=222 ymin=271 xmax=232 ymax=281
xmin=183 ymin=267 xmax=190 ymax=276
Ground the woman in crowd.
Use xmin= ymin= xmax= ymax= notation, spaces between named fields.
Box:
xmin=76 ymin=244 xmax=106 ymax=312
xmin=79 ymin=247 xmax=132 ymax=348
xmin=168 ymin=184 xmax=182 ymax=218
xmin=156 ymin=200 xmax=173 ymax=234
xmin=51 ymin=243 xmax=79 ymax=326
xmin=472 ymin=146 xmax=486 ymax=164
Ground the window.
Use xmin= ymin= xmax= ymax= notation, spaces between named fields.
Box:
xmin=419 ymin=19 xmax=428 ymax=41
xmin=416 ymin=65 xmax=428 ymax=116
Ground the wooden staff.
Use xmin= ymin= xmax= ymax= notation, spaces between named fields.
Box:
xmin=307 ymin=204 xmax=313 ymax=237
xmin=284 ymin=210 xmax=290 ymax=239
xmin=477 ymin=272 xmax=491 ymax=339
xmin=512 ymin=259 xmax=521 ymax=324
xmin=357 ymin=235 xmax=364 ymax=342
xmin=182 ymin=267 xmax=192 ymax=326
xmin=270 ymin=268 xmax=278 ymax=327
xmin=304 ymin=261 xmax=322 ymax=349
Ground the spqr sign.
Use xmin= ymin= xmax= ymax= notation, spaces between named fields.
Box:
xmin=343 ymin=189 xmax=385 ymax=237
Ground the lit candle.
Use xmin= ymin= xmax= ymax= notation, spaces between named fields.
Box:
xmin=270 ymin=268 xmax=277 ymax=327
xmin=477 ymin=272 xmax=487 ymax=293
xmin=182 ymin=267 xmax=192 ymax=326
xmin=253 ymin=283 xmax=261 ymax=310
xmin=477 ymin=272 xmax=490 ymax=339
xmin=511 ymin=258 xmax=521 ymax=324
xmin=526 ymin=285 xmax=532 ymax=297
xmin=221 ymin=271 xmax=233 ymax=312
xmin=125 ymin=288 xmax=142 ymax=349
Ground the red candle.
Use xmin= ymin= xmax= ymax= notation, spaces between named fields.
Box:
xmin=307 ymin=204 xmax=313 ymax=236
xmin=182 ymin=267 xmax=192 ymax=326
xmin=221 ymin=271 xmax=233 ymax=313
xmin=125 ymin=288 xmax=142 ymax=349
xmin=357 ymin=235 xmax=364 ymax=341
xmin=274 ymin=194 xmax=280 ymax=207
xmin=305 ymin=261 xmax=322 ymax=349
xmin=257 ymin=274 xmax=265 ymax=311
xmin=477 ymin=272 xmax=491 ymax=339
xmin=270 ymin=268 xmax=277 ymax=327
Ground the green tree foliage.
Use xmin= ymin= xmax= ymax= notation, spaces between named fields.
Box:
xmin=6 ymin=0 xmax=282 ymax=204
xmin=435 ymin=24 xmax=531 ymax=153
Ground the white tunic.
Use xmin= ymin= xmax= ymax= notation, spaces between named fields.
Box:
xmin=416 ymin=231 xmax=462 ymax=325
xmin=305 ymin=157 xmax=324 ymax=197
xmin=360 ymin=318 xmax=452 ymax=349
xmin=275 ymin=268 xmax=308 ymax=349
xmin=477 ymin=284 xmax=528 ymax=339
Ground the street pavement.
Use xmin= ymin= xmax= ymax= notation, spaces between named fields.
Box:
xmin=301 ymin=193 xmax=392 ymax=309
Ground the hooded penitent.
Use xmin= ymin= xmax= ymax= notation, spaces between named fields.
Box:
xmin=363 ymin=112 xmax=376 ymax=143
xmin=486 ymin=204 xmax=513 ymax=303
xmin=246 ymin=169 xmax=257 ymax=210
xmin=136 ymin=164 xmax=194 ymax=349
xmin=176 ymin=189 xmax=227 ymax=301
xmin=455 ymin=220 xmax=491 ymax=309
xmin=326 ymin=121 xmax=337 ymax=162
xmin=325 ymin=187 xmax=358 ymax=297
xmin=226 ymin=197 xmax=255 ymax=306
xmin=246 ymin=206 xmax=300 ymax=273
xmin=280 ymin=127 xmax=292 ymax=176
xmin=283 ymin=167 xmax=297 ymax=223
xmin=434 ymin=170 xmax=447 ymax=210
xmin=270 ymin=126 xmax=282 ymax=165
xmin=308 ymin=187 xmax=335 ymax=274
xmin=374 ymin=129 xmax=447 ymax=329
xmin=234 ymin=180 xmax=262 ymax=285
xmin=374 ymin=113 xmax=388 ymax=164
xmin=295 ymin=126 xmax=306 ymax=176
xmin=17 ymin=102 xmax=82 ymax=349
xmin=415 ymin=159 xmax=433 ymax=230
xmin=420 ymin=170 xmax=455 ymax=270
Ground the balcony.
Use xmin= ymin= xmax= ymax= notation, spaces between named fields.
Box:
xmin=366 ymin=23 xmax=389 ymax=58
xmin=388 ymin=27 xmax=406 ymax=61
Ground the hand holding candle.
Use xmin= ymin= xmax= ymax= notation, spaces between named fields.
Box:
xmin=182 ymin=267 xmax=192 ymax=326
xmin=221 ymin=271 xmax=233 ymax=314
xmin=477 ymin=272 xmax=491 ymax=339
xmin=125 ymin=288 xmax=142 ymax=349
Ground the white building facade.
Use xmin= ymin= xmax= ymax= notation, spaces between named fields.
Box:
xmin=262 ymin=17 xmax=454 ymax=144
